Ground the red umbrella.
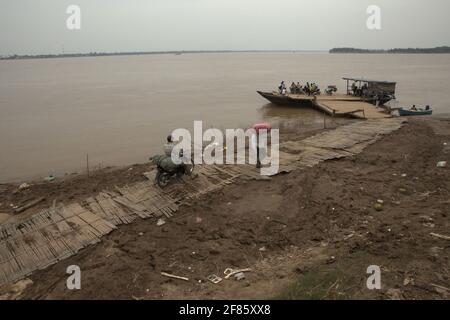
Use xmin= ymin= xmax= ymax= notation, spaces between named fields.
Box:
xmin=252 ymin=123 xmax=272 ymax=132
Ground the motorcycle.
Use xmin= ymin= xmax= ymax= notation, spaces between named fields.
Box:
xmin=154 ymin=156 xmax=195 ymax=188
xmin=325 ymin=85 xmax=337 ymax=95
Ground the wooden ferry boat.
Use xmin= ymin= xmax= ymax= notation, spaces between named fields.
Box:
xmin=257 ymin=77 xmax=397 ymax=120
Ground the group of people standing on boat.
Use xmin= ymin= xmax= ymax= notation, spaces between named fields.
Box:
xmin=410 ymin=105 xmax=431 ymax=111
xmin=278 ymin=81 xmax=320 ymax=96
xmin=351 ymin=82 xmax=368 ymax=97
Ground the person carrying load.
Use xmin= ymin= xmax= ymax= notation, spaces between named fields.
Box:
xmin=251 ymin=123 xmax=272 ymax=169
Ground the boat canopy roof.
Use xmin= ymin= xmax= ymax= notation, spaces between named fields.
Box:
xmin=343 ymin=77 xmax=396 ymax=85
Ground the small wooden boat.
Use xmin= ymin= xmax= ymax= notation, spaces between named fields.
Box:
xmin=398 ymin=108 xmax=433 ymax=116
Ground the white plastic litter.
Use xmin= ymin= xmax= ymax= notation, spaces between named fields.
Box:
xmin=437 ymin=161 xmax=447 ymax=168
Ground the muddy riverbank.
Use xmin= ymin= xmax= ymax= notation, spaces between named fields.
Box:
xmin=1 ymin=117 xmax=449 ymax=300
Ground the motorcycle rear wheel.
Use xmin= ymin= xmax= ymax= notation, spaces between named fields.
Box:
xmin=156 ymin=171 xmax=170 ymax=188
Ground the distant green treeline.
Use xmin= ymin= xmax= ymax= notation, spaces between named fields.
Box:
xmin=330 ymin=46 xmax=450 ymax=54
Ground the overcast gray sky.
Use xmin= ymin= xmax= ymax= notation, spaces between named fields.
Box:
xmin=1 ymin=0 xmax=449 ymax=55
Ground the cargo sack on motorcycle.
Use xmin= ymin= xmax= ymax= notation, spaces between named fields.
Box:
xmin=152 ymin=154 xmax=179 ymax=172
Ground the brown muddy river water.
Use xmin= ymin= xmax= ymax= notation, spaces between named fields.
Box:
xmin=1 ymin=52 xmax=450 ymax=182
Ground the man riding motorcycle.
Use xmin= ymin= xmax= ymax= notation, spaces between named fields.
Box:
xmin=163 ymin=135 xmax=177 ymax=157
xmin=163 ymin=134 xmax=187 ymax=169
xmin=151 ymin=134 xmax=194 ymax=187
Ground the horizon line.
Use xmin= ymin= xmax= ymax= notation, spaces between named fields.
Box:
xmin=2 ymin=45 xmax=448 ymax=60
xmin=0 ymin=49 xmax=328 ymax=60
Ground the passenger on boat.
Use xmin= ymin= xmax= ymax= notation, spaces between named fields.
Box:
xmin=351 ymin=82 xmax=358 ymax=95
xmin=290 ymin=82 xmax=296 ymax=94
xmin=305 ymin=82 xmax=310 ymax=95
xmin=309 ymin=83 xmax=319 ymax=95
xmin=361 ymin=83 xmax=368 ymax=96
xmin=278 ymin=81 xmax=286 ymax=94
xmin=425 ymin=105 xmax=430 ymax=111
xmin=411 ymin=105 xmax=417 ymax=111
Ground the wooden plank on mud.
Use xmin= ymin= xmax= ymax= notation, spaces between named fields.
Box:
xmin=14 ymin=197 xmax=46 ymax=214
xmin=95 ymin=193 xmax=136 ymax=225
